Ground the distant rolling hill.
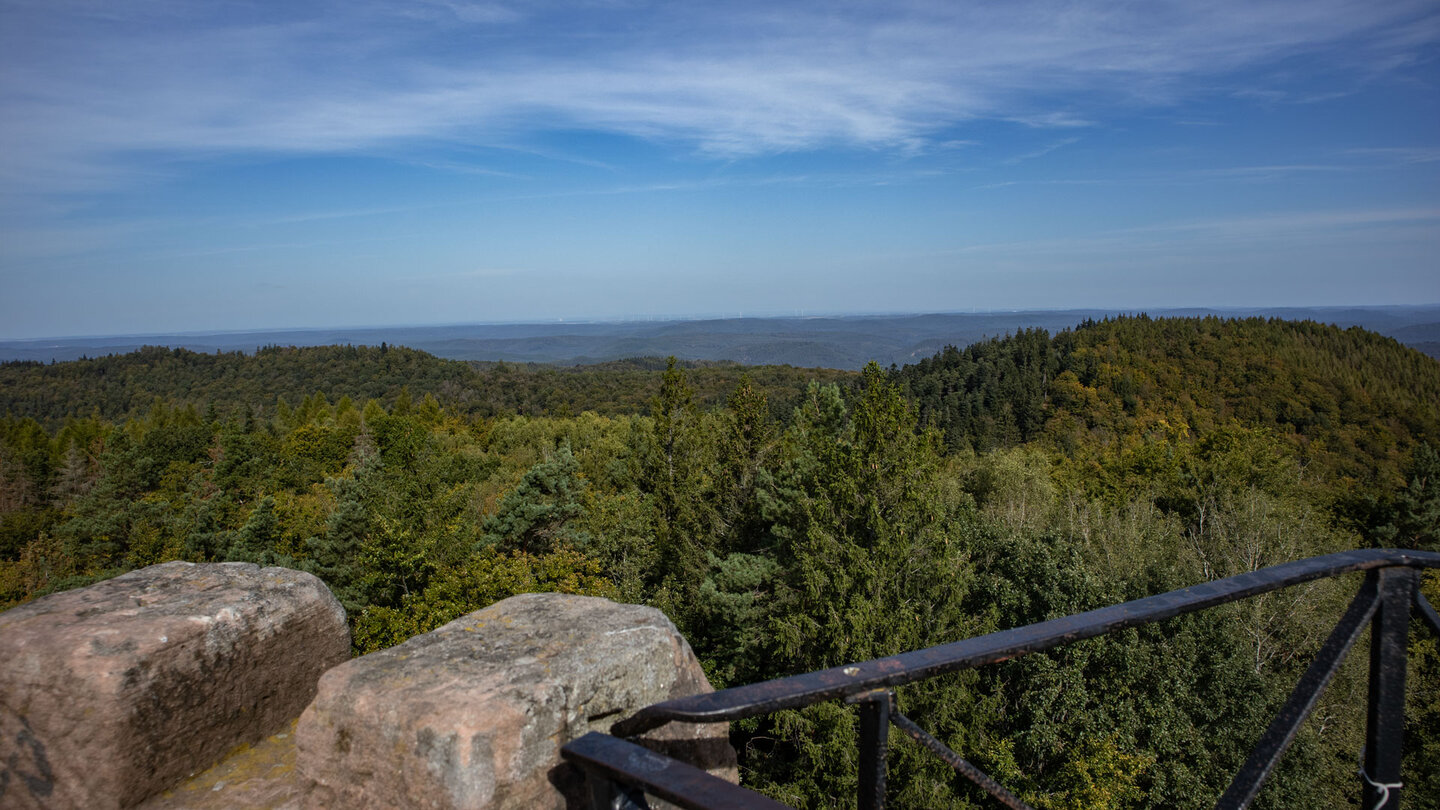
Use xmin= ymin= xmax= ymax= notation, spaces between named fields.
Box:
xmin=895 ymin=314 xmax=1440 ymax=493
xmin=3 ymin=306 xmax=1438 ymax=368
xmin=0 ymin=345 xmax=857 ymax=426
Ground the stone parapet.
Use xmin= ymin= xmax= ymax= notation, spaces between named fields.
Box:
xmin=0 ymin=562 xmax=349 ymax=809
xmin=295 ymin=593 xmax=736 ymax=809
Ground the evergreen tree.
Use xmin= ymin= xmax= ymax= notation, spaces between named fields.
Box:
xmin=688 ymin=375 xmax=786 ymax=686
xmin=274 ymin=397 xmax=293 ymax=431
xmin=1379 ymin=442 xmax=1440 ymax=551
xmin=305 ymin=473 xmax=371 ymax=614
xmin=714 ymin=374 xmax=775 ymax=555
xmin=642 ymin=358 xmax=714 ymax=602
xmin=416 ymin=393 xmax=443 ymax=425
xmin=392 ymin=387 xmax=413 ymax=417
xmin=226 ymin=495 xmax=287 ymax=565
xmin=182 ymin=495 xmax=233 ymax=562
xmin=480 ymin=444 xmax=590 ymax=555
xmin=0 ymin=447 xmax=37 ymax=514
xmin=746 ymin=365 xmax=984 ymax=806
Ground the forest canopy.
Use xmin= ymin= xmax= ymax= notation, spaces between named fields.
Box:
xmin=2 ymin=316 xmax=1437 ymax=809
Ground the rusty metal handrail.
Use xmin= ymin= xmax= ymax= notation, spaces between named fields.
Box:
xmin=561 ymin=548 xmax=1440 ymax=810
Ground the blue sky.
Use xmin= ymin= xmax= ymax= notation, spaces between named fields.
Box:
xmin=1 ymin=0 xmax=1437 ymax=339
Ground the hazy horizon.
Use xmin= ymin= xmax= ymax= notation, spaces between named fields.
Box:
xmin=5 ymin=304 xmax=1438 ymax=369
xmin=4 ymin=303 xmax=1439 ymax=344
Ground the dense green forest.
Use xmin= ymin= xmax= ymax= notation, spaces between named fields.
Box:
xmin=1 ymin=316 xmax=1437 ymax=809
xmin=0 ymin=344 xmax=854 ymax=426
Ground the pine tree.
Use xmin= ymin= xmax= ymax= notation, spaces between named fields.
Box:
xmin=643 ymin=358 xmax=713 ymax=598
xmin=305 ymin=474 xmax=371 ymax=614
xmin=714 ymin=374 xmax=775 ymax=555
xmin=1379 ymin=441 xmax=1440 ymax=551
xmin=480 ymin=444 xmax=590 ymax=555
xmin=0 ymin=447 xmax=37 ymax=513
xmin=226 ymin=495 xmax=286 ymax=565
xmin=416 ymin=393 xmax=443 ymax=426
xmin=746 ymin=365 xmax=984 ymax=805
xmin=392 ymin=387 xmax=413 ymax=417
xmin=49 ymin=445 xmax=95 ymax=507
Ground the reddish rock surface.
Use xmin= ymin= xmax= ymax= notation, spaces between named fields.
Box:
xmin=0 ymin=561 xmax=349 ymax=810
xmin=137 ymin=719 xmax=312 ymax=810
xmin=296 ymin=593 xmax=736 ymax=810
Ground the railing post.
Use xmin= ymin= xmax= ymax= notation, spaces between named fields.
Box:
xmin=853 ymin=689 xmax=892 ymax=810
xmin=1363 ymin=566 xmax=1418 ymax=810
xmin=583 ymin=771 xmax=651 ymax=810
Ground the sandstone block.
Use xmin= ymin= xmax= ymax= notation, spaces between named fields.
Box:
xmin=0 ymin=561 xmax=349 ymax=809
xmin=136 ymin=719 xmax=313 ymax=810
xmin=295 ymin=593 xmax=736 ymax=809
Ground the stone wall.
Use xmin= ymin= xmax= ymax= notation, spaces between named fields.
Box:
xmin=0 ymin=564 xmax=736 ymax=810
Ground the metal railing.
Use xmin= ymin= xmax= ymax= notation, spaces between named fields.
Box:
xmin=561 ymin=548 xmax=1440 ymax=809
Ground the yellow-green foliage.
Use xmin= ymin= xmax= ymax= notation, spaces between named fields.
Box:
xmin=352 ymin=547 xmax=616 ymax=654
xmin=1030 ymin=736 xmax=1154 ymax=810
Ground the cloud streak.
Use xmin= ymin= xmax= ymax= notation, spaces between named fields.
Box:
xmin=3 ymin=0 xmax=1437 ymax=194
xmin=862 ymin=206 xmax=1440 ymax=253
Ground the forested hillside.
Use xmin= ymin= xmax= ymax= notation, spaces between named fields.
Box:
xmin=896 ymin=316 xmax=1440 ymax=539
xmin=899 ymin=316 xmax=1439 ymax=462
xmin=1 ymin=317 xmax=1437 ymax=809
xmin=0 ymin=344 xmax=853 ymax=426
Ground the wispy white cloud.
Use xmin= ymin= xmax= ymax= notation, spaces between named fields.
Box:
xmin=1346 ymin=147 xmax=1440 ymax=164
xmin=1005 ymin=113 xmax=1095 ymax=129
xmin=1100 ymin=204 xmax=1440 ymax=239
xmin=971 ymin=178 xmax=1109 ymax=191
xmin=1 ymin=0 xmax=1437 ymax=194
xmin=1187 ymin=164 xmax=1353 ymax=180
xmin=407 ymin=1 xmax=524 ymax=25
xmin=973 ymin=158 xmax=1400 ymax=191
xmin=1007 ymin=138 xmax=1081 ymax=164
xmin=403 ymin=159 xmax=529 ymax=179
xmin=251 ymin=204 xmax=454 ymax=226
xmin=840 ymin=207 xmax=1440 ymax=269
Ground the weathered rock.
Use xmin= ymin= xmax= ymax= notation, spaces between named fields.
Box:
xmin=296 ymin=593 xmax=736 ymax=810
xmin=0 ymin=561 xmax=349 ymax=810
xmin=137 ymin=720 xmax=313 ymax=810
